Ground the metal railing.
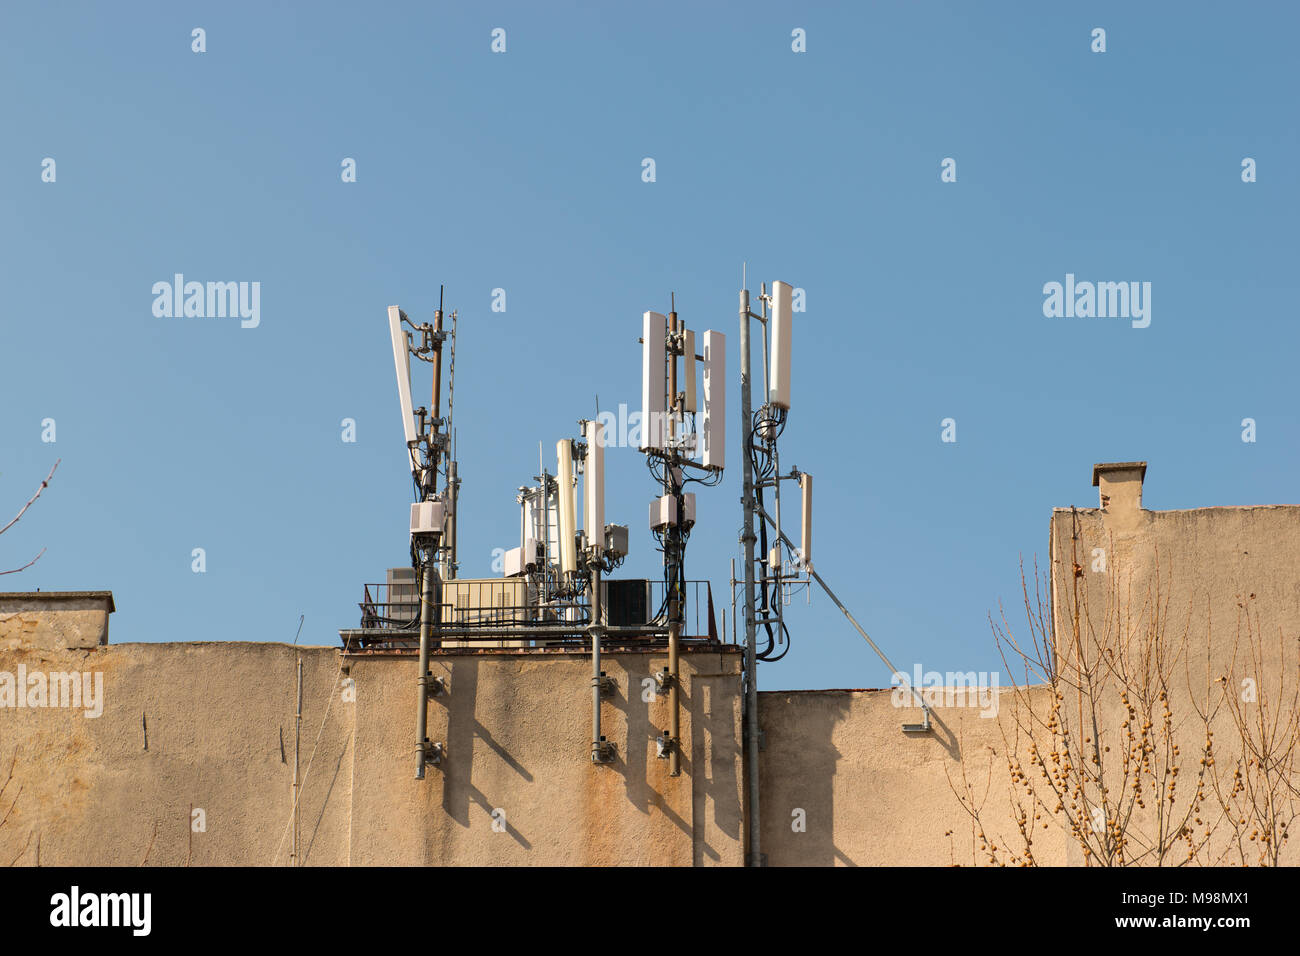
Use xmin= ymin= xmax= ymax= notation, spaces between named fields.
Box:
xmin=346 ymin=577 xmax=720 ymax=650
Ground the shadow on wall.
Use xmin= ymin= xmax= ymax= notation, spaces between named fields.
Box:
xmin=689 ymin=676 xmax=740 ymax=865
xmin=437 ymin=659 xmax=533 ymax=851
xmin=303 ymin=729 xmax=352 ymax=864
xmin=608 ymin=661 xmax=692 ymax=839
xmin=760 ymin=690 xmax=966 ymax=867
xmin=761 ymin=691 xmax=854 ymax=866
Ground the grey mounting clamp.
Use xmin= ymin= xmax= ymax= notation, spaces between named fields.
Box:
xmin=422 ymin=739 xmax=445 ymax=768
xmin=426 ymin=675 xmax=448 ymax=698
xmin=593 ymin=672 xmax=616 ymax=698
xmin=655 ymin=730 xmax=677 ymax=760
xmin=591 ymin=737 xmax=615 ymax=764
xmin=902 ymin=707 xmax=933 ymax=734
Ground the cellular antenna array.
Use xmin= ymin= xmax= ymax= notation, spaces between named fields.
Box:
xmin=387 ymin=292 xmax=460 ymax=779
xmin=639 ymin=294 xmax=727 ymax=774
xmin=735 ymin=274 xmax=934 ymax=867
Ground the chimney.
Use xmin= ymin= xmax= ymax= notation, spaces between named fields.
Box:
xmin=1092 ymin=461 xmax=1147 ymax=515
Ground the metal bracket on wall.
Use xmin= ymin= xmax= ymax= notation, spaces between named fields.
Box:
xmin=422 ymin=739 xmax=445 ymax=768
xmin=591 ymin=737 xmax=615 ymax=764
xmin=655 ymin=730 xmax=677 ymax=760
xmin=595 ymin=671 xmax=616 ymax=698
xmin=426 ymin=675 xmax=448 ymax=698
xmin=902 ymin=708 xmax=932 ymax=734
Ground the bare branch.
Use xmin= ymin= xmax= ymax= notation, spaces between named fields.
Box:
xmin=0 ymin=547 xmax=46 ymax=576
xmin=0 ymin=459 xmax=59 ymax=575
xmin=0 ymin=459 xmax=59 ymax=538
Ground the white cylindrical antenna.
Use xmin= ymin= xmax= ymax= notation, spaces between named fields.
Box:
xmin=799 ymin=472 xmax=813 ymax=568
xmin=584 ymin=420 xmax=605 ymax=554
xmin=770 ymin=281 xmax=793 ymax=410
xmin=641 ymin=311 xmax=667 ymax=451
xmin=682 ymin=327 xmax=697 ymax=414
xmin=556 ymin=439 xmax=578 ymax=574
xmin=387 ymin=306 xmax=418 ymax=451
xmin=701 ymin=330 xmax=726 ymax=470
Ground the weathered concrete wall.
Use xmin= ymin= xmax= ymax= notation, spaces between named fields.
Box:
xmin=758 ymin=484 xmax=1300 ymax=867
xmin=1049 ymin=497 xmax=1300 ymax=866
xmin=0 ymin=640 xmax=743 ymax=866
xmin=0 ymin=642 xmax=352 ymax=866
xmin=758 ymin=686 xmax=1069 ymax=866
xmin=0 ymin=592 xmax=114 ymax=651
xmin=346 ymin=647 xmax=743 ymax=866
xmin=3 ymin=473 xmax=1297 ymax=867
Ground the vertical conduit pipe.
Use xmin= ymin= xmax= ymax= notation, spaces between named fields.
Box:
xmin=739 ymin=288 xmax=761 ymax=866
xmin=590 ymin=566 xmax=604 ymax=761
xmin=292 ymin=656 xmax=302 ymax=865
xmin=668 ymin=611 xmax=681 ymax=776
xmin=414 ymin=558 xmax=433 ymax=779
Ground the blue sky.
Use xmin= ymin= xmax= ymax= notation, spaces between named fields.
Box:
xmin=1 ymin=2 xmax=1296 ymax=691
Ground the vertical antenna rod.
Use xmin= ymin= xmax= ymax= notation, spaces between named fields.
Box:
xmin=430 ymin=287 xmax=445 ymax=482
xmin=446 ymin=304 xmax=459 ymax=580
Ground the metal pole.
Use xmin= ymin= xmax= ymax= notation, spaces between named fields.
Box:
xmin=414 ymin=556 xmax=434 ymax=779
xmin=292 ymin=655 xmax=302 ymax=866
xmin=668 ymin=609 xmax=681 ymax=776
xmin=664 ymin=305 xmax=684 ymax=776
xmin=590 ymin=565 xmax=604 ymax=761
xmin=739 ymin=287 xmax=761 ymax=867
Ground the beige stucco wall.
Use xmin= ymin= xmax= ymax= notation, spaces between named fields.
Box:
xmin=758 ymin=686 xmax=1069 ymax=866
xmin=756 ymin=495 xmax=1300 ymax=867
xmin=0 ymin=592 xmax=114 ymax=652
xmin=0 ymin=642 xmax=352 ymax=866
xmin=1048 ymin=501 xmax=1300 ymax=866
xmin=2 ymin=482 xmax=1296 ymax=867
xmin=346 ymin=647 xmax=744 ymax=866
xmin=0 ymin=641 xmax=743 ymax=866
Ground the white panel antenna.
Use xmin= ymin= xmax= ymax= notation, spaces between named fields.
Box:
xmin=387 ymin=305 xmax=418 ymax=454
xmin=701 ymin=330 xmax=726 ymax=470
xmin=682 ymin=328 xmax=696 ymax=414
xmin=556 ymin=439 xmax=578 ymax=574
xmin=769 ymin=281 xmax=793 ymax=410
xmin=640 ymin=311 xmax=667 ymax=451
xmin=799 ymin=472 xmax=813 ymax=569
xmin=584 ymin=420 xmax=605 ymax=554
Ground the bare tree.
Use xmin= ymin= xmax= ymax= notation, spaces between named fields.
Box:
xmin=949 ymin=541 xmax=1245 ymax=866
xmin=950 ymin=515 xmax=1300 ymax=868
xmin=1202 ymin=596 xmax=1299 ymax=866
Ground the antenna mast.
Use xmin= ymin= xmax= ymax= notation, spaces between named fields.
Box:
xmin=638 ymin=292 xmax=726 ymax=776
xmin=388 ymin=290 xmax=457 ymax=778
